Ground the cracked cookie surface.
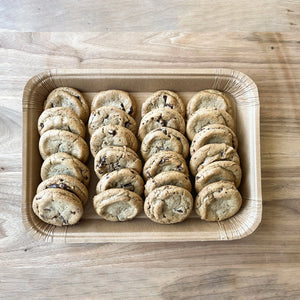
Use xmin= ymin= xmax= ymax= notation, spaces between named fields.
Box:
xmin=90 ymin=125 xmax=138 ymax=157
xmin=138 ymin=107 xmax=185 ymax=141
xmin=141 ymin=90 xmax=185 ymax=117
xmin=38 ymin=107 xmax=86 ymax=137
xmin=144 ymin=185 xmax=193 ymax=224
xmin=32 ymin=188 xmax=83 ymax=226
xmin=88 ymin=106 xmax=137 ymax=136
xmin=91 ymin=90 xmax=136 ymax=117
xmin=195 ymin=181 xmax=242 ymax=221
xmin=94 ymin=146 xmax=142 ymax=179
xmin=41 ymin=153 xmax=90 ymax=186
xmin=39 ymin=129 xmax=89 ymax=162
xmin=93 ymin=188 xmax=143 ymax=222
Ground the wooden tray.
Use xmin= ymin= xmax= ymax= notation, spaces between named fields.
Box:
xmin=22 ymin=69 xmax=262 ymax=243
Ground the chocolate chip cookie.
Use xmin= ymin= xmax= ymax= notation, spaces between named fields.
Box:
xmin=138 ymin=108 xmax=185 ymax=141
xmin=93 ymin=188 xmax=143 ymax=221
xmin=37 ymin=175 xmax=89 ymax=205
xmin=143 ymin=151 xmax=189 ymax=180
xmin=38 ymin=107 xmax=86 ymax=137
xmin=187 ymin=89 xmax=233 ymax=118
xmin=141 ymin=90 xmax=185 ymax=117
xmin=32 ymin=188 xmax=83 ymax=226
xmin=91 ymin=90 xmax=136 ymax=117
xmin=144 ymin=185 xmax=193 ymax=224
xmin=41 ymin=153 xmax=90 ymax=186
xmin=195 ymin=161 xmax=242 ymax=193
xmin=90 ymin=125 xmax=138 ymax=157
xmin=189 ymin=143 xmax=240 ymax=176
xmin=45 ymin=87 xmax=89 ymax=122
xmin=96 ymin=168 xmax=144 ymax=196
xmin=144 ymin=171 xmax=192 ymax=197
xmin=186 ymin=108 xmax=235 ymax=141
xmin=190 ymin=124 xmax=238 ymax=155
xmin=88 ymin=106 xmax=137 ymax=136
xmin=140 ymin=127 xmax=189 ymax=161
xmin=195 ymin=181 xmax=242 ymax=221
xmin=39 ymin=129 xmax=89 ymax=162
xmin=94 ymin=146 xmax=142 ymax=179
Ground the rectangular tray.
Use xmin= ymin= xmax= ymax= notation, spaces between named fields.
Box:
xmin=22 ymin=69 xmax=262 ymax=242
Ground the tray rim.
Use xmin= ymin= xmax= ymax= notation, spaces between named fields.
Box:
xmin=22 ymin=68 xmax=262 ymax=243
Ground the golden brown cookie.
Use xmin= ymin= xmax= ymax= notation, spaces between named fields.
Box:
xmin=195 ymin=181 xmax=242 ymax=221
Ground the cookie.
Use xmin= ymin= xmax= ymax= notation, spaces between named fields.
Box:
xmin=140 ymin=127 xmax=189 ymax=161
xmin=90 ymin=125 xmax=138 ymax=157
xmin=143 ymin=151 xmax=189 ymax=180
xmin=93 ymin=188 xmax=143 ymax=222
xmin=88 ymin=106 xmax=137 ymax=136
xmin=94 ymin=146 xmax=142 ymax=179
xmin=144 ymin=171 xmax=192 ymax=197
xmin=37 ymin=175 xmax=88 ymax=205
xmin=141 ymin=90 xmax=185 ymax=117
xmin=144 ymin=185 xmax=193 ymax=224
xmin=195 ymin=181 xmax=242 ymax=221
xmin=186 ymin=108 xmax=235 ymax=141
xmin=91 ymin=90 xmax=136 ymax=117
xmin=39 ymin=129 xmax=89 ymax=162
xmin=190 ymin=124 xmax=238 ymax=155
xmin=32 ymin=188 xmax=83 ymax=226
xmin=189 ymin=143 xmax=240 ymax=176
xmin=45 ymin=87 xmax=89 ymax=122
xmin=195 ymin=161 xmax=242 ymax=193
xmin=96 ymin=168 xmax=144 ymax=196
xmin=138 ymin=108 xmax=185 ymax=141
xmin=38 ymin=107 xmax=86 ymax=137
xmin=187 ymin=89 xmax=233 ymax=118
xmin=41 ymin=153 xmax=90 ymax=186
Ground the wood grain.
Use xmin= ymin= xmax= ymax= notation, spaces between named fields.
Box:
xmin=1 ymin=32 xmax=300 ymax=298
xmin=0 ymin=0 xmax=299 ymax=31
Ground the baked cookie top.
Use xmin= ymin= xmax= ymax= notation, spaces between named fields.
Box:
xmin=38 ymin=107 xmax=86 ymax=138
xmin=141 ymin=90 xmax=185 ymax=117
xmin=90 ymin=124 xmax=138 ymax=157
xmin=32 ymin=188 xmax=83 ymax=226
xmin=91 ymin=90 xmax=136 ymax=117
xmin=140 ymin=127 xmax=189 ymax=161
xmin=39 ymin=129 xmax=89 ymax=162
xmin=143 ymin=151 xmax=189 ymax=180
xmin=189 ymin=143 xmax=240 ymax=176
xmin=144 ymin=185 xmax=193 ymax=224
xmin=41 ymin=152 xmax=90 ymax=186
xmin=195 ymin=181 xmax=242 ymax=221
xmin=88 ymin=106 xmax=137 ymax=136
xmin=186 ymin=107 xmax=235 ymax=141
xmin=94 ymin=146 xmax=142 ymax=179
xmin=96 ymin=168 xmax=144 ymax=196
xmin=93 ymin=188 xmax=143 ymax=222
xmin=190 ymin=124 xmax=238 ymax=155
xmin=138 ymin=107 xmax=185 ymax=141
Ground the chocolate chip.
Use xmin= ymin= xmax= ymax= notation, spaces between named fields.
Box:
xmin=71 ymin=211 xmax=76 ymax=214
xmin=166 ymin=103 xmax=174 ymax=109
xmin=176 ymin=209 xmax=183 ymax=213
xmin=97 ymin=156 xmax=106 ymax=168
xmin=177 ymin=164 xmax=183 ymax=171
xmin=120 ymin=103 xmax=125 ymax=111
xmin=162 ymin=129 xmax=168 ymax=135
xmin=124 ymin=121 xmax=131 ymax=128
xmin=108 ymin=130 xmax=117 ymax=136
xmin=163 ymin=95 xmax=167 ymax=102
xmin=60 ymin=215 xmax=67 ymax=224
xmin=176 ymin=136 xmax=180 ymax=141
xmin=128 ymin=106 xmax=133 ymax=115
xmin=40 ymin=123 xmax=44 ymax=128
xmin=157 ymin=115 xmax=167 ymax=126
xmin=123 ymin=182 xmax=134 ymax=191
xmin=146 ymin=171 xmax=151 ymax=178
xmin=159 ymin=158 xmax=166 ymax=165
xmin=44 ymin=208 xmax=51 ymax=212
xmin=75 ymin=95 xmax=81 ymax=100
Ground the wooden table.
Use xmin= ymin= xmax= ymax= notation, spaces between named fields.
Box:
xmin=1 ymin=26 xmax=300 ymax=300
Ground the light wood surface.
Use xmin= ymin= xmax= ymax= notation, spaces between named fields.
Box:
xmin=1 ymin=32 xmax=300 ymax=298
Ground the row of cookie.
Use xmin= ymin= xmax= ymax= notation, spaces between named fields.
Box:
xmin=137 ymin=91 xmax=193 ymax=224
xmin=187 ymin=90 xmax=242 ymax=221
xmin=87 ymin=90 xmax=144 ymax=221
xmin=32 ymin=87 xmax=91 ymax=226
